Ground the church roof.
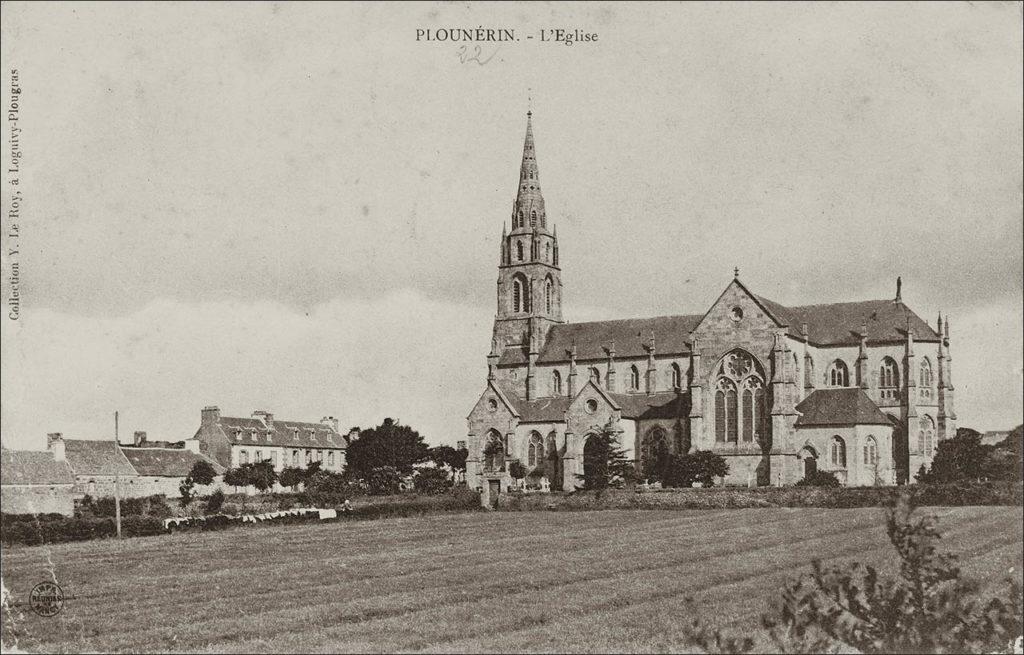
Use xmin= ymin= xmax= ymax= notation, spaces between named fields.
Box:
xmin=608 ymin=392 xmax=690 ymax=420
xmin=795 ymin=388 xmax=893 ymax=427
xmin=755 ymin=296 xmax=940 ymax=346
xmin=534 ymin=315 xmax=703 ymax=364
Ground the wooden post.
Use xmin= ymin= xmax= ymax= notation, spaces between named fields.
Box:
xmin=115 ymin=474 xmax=122 ymax=539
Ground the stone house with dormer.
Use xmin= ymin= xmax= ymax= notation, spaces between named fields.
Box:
xmin=466 ymin=113 xmax=956 ymax=496
xmin=189 ymin=406 xmax=356 ymax=475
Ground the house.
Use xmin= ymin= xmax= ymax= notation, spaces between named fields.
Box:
xmin=0 ymin=447 xmax=76 ymax=516
xmin=190 ymin=407 xmax=356 ymax=474
xmin=120 ymin=442 xmax=226 ymax=498
xmin=49 ymin=433 xmax=145 ymax=498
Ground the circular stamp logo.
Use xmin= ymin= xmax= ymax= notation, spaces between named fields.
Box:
xmin=29 ymin=581 xmax=65 ymax=617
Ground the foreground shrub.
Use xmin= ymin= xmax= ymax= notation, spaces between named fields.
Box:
xmin=82 ymin=494 xmax=172 ymax=519
xmin=795 ymin=470 xmax=841 ymax=487
xmin=681 ymin=495 xmax=1024 ymax=653
xmin=348 ymin=488 xmax=481 ymax=520
xmin=366 ymin=466 xmax=402 ymax=495
xmin=1 ymin=515 xmax=165 ymax=546
xmin=205 ymin=489 xmax=225 ymax=513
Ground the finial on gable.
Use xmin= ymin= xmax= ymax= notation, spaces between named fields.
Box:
xmin=895 ymin=276 xmax=903 ymax=303
xmin=734 ymin=266 xmax=739 ymax=279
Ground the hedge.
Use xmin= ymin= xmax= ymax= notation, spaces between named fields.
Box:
xmin=497 ymin=481 xmax=1024 ymax=512
xmin=0 ymin=515 xmax=165 ymax=546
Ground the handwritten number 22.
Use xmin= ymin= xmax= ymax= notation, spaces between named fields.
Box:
xmin=457 ymin=45 xmax=497 ymax=65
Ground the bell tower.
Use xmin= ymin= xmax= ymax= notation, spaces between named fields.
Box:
xmin=492 ymin=111 xmax=564 ymax=364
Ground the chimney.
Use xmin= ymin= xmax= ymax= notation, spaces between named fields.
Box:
xmin=252 ymin=410 xmax=274 ymax=427
xmin=321 ymin=416 xmax=339 ymax=433
xmin=47 ymin=433 xmax=65 ymax=462
xmin=133 ymin=431 xmax=147 ymax=446
xmin=201 ymin=406 xmax=221 ymax=426
xmin=895 ymin=276 xmax=902 ymax=303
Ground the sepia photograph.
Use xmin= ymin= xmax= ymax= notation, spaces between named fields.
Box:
xmin=1 ymin=2 xmax=1022 ymax=653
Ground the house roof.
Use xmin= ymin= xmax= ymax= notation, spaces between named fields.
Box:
xmin=216 ymin=417 xmax=348 ymax=450
xmin=795 ymin=388 xmax=893 ymax=427
xmin=755 ymin=296 xmax=940 ymax=346
xmin=121 ymin=448 xmax=226 ymax=478
xmin=0 ymin=450 xmax=75 ymax=486
xmin=63 ymin=440 xmax=139 ymax=477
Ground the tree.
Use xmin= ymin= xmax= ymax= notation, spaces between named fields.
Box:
xmin=578 ymin=430 xmax=633 ymax=491
xmin=366 ymin=466 xmax=402 ymax=495
xmin=188 ymin=460 xmax=217 ymax=486
xmin=345 ymin=418 xmax=429 ymax=478
xmin=663 ymin=451 xmax=729 ymax=488
xmin=205 ymin=489 xmax=225 ymax=514
xmin=508 ymin=460 xmax=527 ymax=483
xmin=917 ymin=431 xmax=1003 ymax=484
xmin=222 ymin=466 xmax=249 ymax=491
xmin=279 ymin=466 xmax=306 ymax=491
xmin=795 ymin=470 xmax=841 ymax=487
xmin=178 ymin=477 xmax=195 ymax=508
xmin=428 ymin=445 xmax=468 ymax=472
xmin=247 ymin=461 xmax=278 ymax=493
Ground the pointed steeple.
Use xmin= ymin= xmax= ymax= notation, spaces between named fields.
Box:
xmin=513 ymin=111 xmax=547 ymax=233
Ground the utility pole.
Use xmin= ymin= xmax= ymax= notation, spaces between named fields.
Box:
xmin=114 ymin=411 xmax=122 ymax=539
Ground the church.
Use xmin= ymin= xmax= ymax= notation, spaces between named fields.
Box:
xmin=466 ymin=113 xmax=956 ymax=496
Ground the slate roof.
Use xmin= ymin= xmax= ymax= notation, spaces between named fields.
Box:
xmin=216 ymin=417 xmax=348 ymax=450
xmin=795 ymin=389 xmax=893 ymax=427
xmin=609 ymin=392 xmax=690 ymax=420
xmin=533 ymin=315 xmax=703 ymax=364
xmin=63 ymin=440 xmax=138 ymax=477
xmin=755 ymin=297 xmax=939 ymax=346
xmin=0 ymin=450 xmax=75 ymax=486
xmin=121 ymin=448 xmax=226 ymax=478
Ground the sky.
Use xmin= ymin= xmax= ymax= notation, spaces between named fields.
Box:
xmin=1 ymin=2 xmax=1021 ymax=449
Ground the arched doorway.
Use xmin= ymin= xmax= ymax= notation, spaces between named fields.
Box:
xmin=581 ymin=433 xmax=606 ymax=490
xmin=798 ymin=446 xmax=818 ymax=479
xmin=641 ymin=427 xmax=670 ymax=482
xmin=545 ymin=432 xmax=561 ymax=490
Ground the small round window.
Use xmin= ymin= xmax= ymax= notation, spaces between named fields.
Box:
xmin=730 ymin=306 xmax=744 ymax=322
xmin=585 ymin=399 xmax=598 ymax=414
xmin=487 ymin=398 xmax=498 ymax=412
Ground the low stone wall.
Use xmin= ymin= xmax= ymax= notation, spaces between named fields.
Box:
xmin=496 ymin=481 xmax=1023 ymax=512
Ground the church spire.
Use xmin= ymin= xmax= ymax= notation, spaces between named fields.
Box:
xmin=512 ymin=111 xmax=547 ymax=233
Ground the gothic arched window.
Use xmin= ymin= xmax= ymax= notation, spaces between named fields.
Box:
xmin=527 ymin=432 xmax=543 ymax=467
xmin=484 ymin=430 xmax=504 ymax=470
xmin=830 ymin=436 xmax=847 ymax=468
xmin=919 ymin=358 xmax=933 ymax=399
xmin=530 ymin=210 xmax=537 ymax=227
xmin=918 ymin=415 xmax=936 ymax=457
xmin=880 ymin=357 xmax=899 ymax=401
xmin=545 ymin=277 xmax=554 ymax=314
xmin=713 ymin=350 xmax=764 ymax=443
xmin=589 ymin=367 xmax=601 ymax=386
xmin=827 ymin=360 xmax=850 ymax=387
xmin=629 ymin=365 xmax=640 ymax=392
xmin=546 ymin=242 xmax=551 ymax=262
xmin=670 ymin=362 xmax=682 ymax=390
xmin=863 ymin=435 xmax=878 ymax=466
xmin=516 ymin=240 xmax=524 ymax=261
xmin=551 ymin=370 xmax=562 ymax=396
xmin=512 ymin=275 xmax=529 ymax=313
xmin=517 ymin=210 xmax=523 ymax=228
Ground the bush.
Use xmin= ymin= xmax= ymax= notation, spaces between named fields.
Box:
xmin=279 ymin=466 xmax=306 ymax=491
xmin=83 ymin=494 xmax=172 ymax=519
xmin=795 ymin=470 xmax=841 ymax=487
xmin=680 ymin=496 xmax=1024 ymax=653
xmin=188 ymin=460 xmax=217 ymax=485
xmin=1 ymin=515 xmax=166 ymax=546
xmin=413 ymin=467 xmax=451 ymax=494
xmin=366 ymin=466 xmax=402 ymax=495
xmin=205 ymin=489 xmax=225 ymax=513
xmin=507 ymin=460 xmax=527 ymax=481
xmin=663 ymin=451 xmax=730 ymax=488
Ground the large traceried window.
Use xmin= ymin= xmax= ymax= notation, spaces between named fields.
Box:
xmin=629 ymin=365 xmax=641 ymax=392
xmin=713 ymin=350 xmax=765 ymax=444
xmin=827 ymin=359 xmax=850 ymax=387
xmin=527 ymin=432 xmax=544 ymax=467
xmin=544 ymin=277 xmax=554 ymax=314
xmin=919 ymin=358 xmax=933 ymax=400
xmin=880 ymin=357 xmax=899 ymax=401
xmin=830 ymin=436 xmax=847 ymax=468
xmin=918 ymin=415 xmax=936 ymax=457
